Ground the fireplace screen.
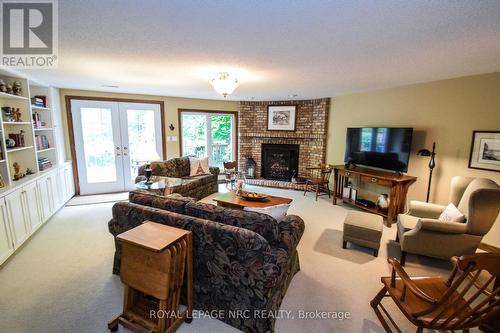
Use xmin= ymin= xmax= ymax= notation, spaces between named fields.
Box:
xmin=261 ymin=144 xmax=299 ymax=181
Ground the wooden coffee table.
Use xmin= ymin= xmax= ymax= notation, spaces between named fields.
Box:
xmin=213 ymin=191 xmax=292 ymax=209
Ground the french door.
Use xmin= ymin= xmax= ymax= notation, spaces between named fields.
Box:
xmin=71 ymin=100 xmax=163 ymax=195
xmin=179 ymin=111 xmax=236 ymax=169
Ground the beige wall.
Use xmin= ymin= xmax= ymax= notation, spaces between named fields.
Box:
xmin=59 ymin=89 xmax=238 ymax=160
xmin=326 ymin=72 xmax=500 ymax=246
xmin=59 ymin=74 xmax=499 ymax=246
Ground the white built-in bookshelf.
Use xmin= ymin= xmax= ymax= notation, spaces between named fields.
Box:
xmin=0 ymin=68 xmax=58 ymax=188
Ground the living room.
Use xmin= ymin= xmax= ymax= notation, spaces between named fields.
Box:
xmin=0 ymin=1 xmax=499 ymax=333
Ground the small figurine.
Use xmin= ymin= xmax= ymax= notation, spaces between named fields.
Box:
xmin=26 ymin=168 xmax=35 ymax=175
xmin=6 ymin=84 xmax=13 ymax=95
xmin=0 ymin=79 xmax=6 ymax=93
xmin=13 ymin=162 xmax=25 ymax=180
xmin=12 ymin=108 xmax=22 ymax=122
xmin=12 ymin=81 xmax=22 ymax=96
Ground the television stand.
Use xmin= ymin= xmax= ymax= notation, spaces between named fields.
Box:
xmin=332 ymin=165 xmax=417 ymax=227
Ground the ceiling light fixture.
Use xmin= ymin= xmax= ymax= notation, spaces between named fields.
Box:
xmin=210 ymin=72 xmax=238 ymax=98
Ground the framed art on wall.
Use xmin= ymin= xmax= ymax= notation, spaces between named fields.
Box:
xmin=267 ymin=105 xmax=296 ymax=131
xmin=468 ymin=131 xmax=500 ymax=172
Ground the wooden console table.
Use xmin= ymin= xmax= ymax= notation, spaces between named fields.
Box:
xmin=332 ymin=165 xmax=417 ymax=227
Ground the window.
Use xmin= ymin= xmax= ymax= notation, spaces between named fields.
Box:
xmin=180 ymin=111 xmax=236 ymax=168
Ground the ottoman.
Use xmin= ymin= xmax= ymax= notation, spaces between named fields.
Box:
xmin=342 ymin=211 xmax=383 ymax=257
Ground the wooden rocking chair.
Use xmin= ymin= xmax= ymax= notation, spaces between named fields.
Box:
xmin=370 ymin=253 xmax=500 ymax=333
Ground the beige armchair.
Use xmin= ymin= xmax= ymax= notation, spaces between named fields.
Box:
xmin=396 ymin=176 xmax=500 ymax=265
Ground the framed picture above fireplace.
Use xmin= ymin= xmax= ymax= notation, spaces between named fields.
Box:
xmin=267 ymin=105 xmax=296 ymax=131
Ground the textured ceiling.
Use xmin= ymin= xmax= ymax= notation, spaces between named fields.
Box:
xmin=21 ymin=0 xmax=500 ymax=100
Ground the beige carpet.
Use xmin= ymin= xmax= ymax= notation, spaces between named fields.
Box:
xmin=66 ymin=192 xmax=129 ymax=206
xmin=0 ymin=185 xmax=471 ymax=333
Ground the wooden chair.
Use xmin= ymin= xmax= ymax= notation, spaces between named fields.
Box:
xmin=303 ymin=164 xmax=333 ymax=201
xmin=223 ymin=161 xmax=237 ymax=189
xmin=370 ymin=253 xmax=500 ymax=333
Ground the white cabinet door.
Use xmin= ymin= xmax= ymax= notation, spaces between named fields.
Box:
xmin=64 ymin=165 xmax=75 ymax=200
xmin=37 ymin=176 xmax=52 ymax=221
xmin=0 ymin=198 xmax=14 ymax=265
xmin=48 ymin=173 xmax=61 ymax=211
xmin=23 ymin=181 xmax=42 ymax=231
xmin=44 ymin=173 xmax=56 ymax=215
xmin=5 ymin=189 xmax=30 ymax=248
xmin=57 ymin=168 xmax=67 ymax=203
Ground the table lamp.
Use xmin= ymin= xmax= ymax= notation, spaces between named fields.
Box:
xmin=134 ymin=149 xmax=161 ymax=185
xmin=417 ymin=142 xmax=436 ymax=202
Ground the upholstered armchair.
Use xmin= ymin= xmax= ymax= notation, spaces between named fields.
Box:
xmin=397 ymin=176 xmax=500 ymax=265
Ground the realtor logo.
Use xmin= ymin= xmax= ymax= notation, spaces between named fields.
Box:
xmin=1 ymin=0 xmax=58 ymax=68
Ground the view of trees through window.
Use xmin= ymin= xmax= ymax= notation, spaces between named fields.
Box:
xmin=181 ymin=113 xmax=233 ymax=168
xmin=81 ymin=107 xmax=117 ymax=183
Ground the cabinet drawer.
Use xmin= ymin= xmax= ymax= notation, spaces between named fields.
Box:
xmin=338 ymin=169 xmax=359 ymax=180
xmin=360 ymin=175 xmax=392 ymax=187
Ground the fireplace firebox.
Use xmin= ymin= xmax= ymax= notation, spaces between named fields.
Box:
xmin=261 ymin=144 xmax=299 ymax=181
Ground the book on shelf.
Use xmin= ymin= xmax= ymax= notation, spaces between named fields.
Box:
xmin=8 ymin=133 xmax=25 ymax=148
xmin=31 ymin=95 xmax=47 ymax=107
xmin=33 ymin=121 xmax=47 ymax=128
xmin=38 ymin=157 xmax=52 ymax=171
xmin=35 ymin=134 xmax=50 ymax=150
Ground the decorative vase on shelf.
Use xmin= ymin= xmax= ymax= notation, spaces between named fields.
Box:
xmin=377 ymin=194 xmax=390 ymax=211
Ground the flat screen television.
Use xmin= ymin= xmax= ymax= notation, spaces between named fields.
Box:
xmin=344 ymin=127 xmax=413 ymax=173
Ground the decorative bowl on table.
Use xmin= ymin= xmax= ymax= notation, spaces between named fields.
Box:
xmin=239 ymin=191 xmax=268 ymax=201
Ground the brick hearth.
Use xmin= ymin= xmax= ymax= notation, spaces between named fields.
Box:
xmin=245 ymin=178 xmax=307 ymax=191
xmin=238 ymin=98 xmax=330 ymax=182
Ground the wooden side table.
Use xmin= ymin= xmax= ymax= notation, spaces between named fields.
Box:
xmin=108 ymin=221 xmax=193 ymax=333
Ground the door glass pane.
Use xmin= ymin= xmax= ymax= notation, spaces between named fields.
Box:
xmin=181 ymin=114 xmax=207 ymax=158
xmin=80 ymin=108 xmax=116 ymax=183
xmin=127 ymin=109 xmax=159 ymax=181
xmin=210 ymin=115 xmax=232 ymax=168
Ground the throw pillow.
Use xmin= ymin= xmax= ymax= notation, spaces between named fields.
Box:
xmin=244 ymin=204 xmax=290 ymax=222
xmin=189 ymin=157 xmax=210 ymax=176
xmin=438 ymin=203 xmax=466 ymax=223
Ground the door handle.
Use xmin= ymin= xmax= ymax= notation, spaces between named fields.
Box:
xmin=122 ymin=146 xmax=128 ymax=156
xmin=116 ymin=146 xmax=121 ymax=156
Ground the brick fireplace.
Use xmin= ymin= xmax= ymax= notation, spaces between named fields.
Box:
xmin=261 ymin=144 xmax=299 ymax=181
xmin=238 ymin=98 xmax=330 ymax=184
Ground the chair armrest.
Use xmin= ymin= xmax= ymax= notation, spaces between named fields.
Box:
xmin=276 ymin=215 xmax=305 ymax=252
xmin=417 ymin=218 xmax=467 ymax=234
xmin=135 ymin=175 xmax=146 ymax=183
xmin=209 ymin=167 xmax=219 ymax=177
xmin=387 ymin=258 xmax=437 ymax=304
xmin=407 ymin=200 xmax=446 ymax=219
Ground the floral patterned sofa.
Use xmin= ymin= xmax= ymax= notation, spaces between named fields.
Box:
xmin=108 ymin=190 xmax=305 ymax=333
xmin=135 ymin=156 xmax=219 ymax=200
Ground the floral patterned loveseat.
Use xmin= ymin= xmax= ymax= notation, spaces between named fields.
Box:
xmin=135 ymin=156 xmax=219 ymax=200
xmin=108 ymin=190 xmax=305 ymax=333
